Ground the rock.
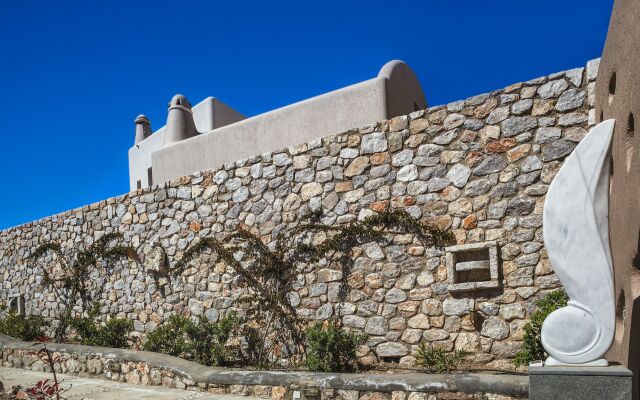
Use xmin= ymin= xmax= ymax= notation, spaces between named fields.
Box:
xmin=446 ymin=164 xmax=472 ymax=188
xmin=499 ymin=303 xmax=526 ymax=321
xmin=449 ymin=198 xmax=473 ymax=216
xmin=376 ymin=342 xmax=409 ymax=357
xmin=542 ymin=140 xmax=576 ymax=161
xmin=565 ymin=67 xmax=584 ymax=87
xmin=462 ymin=214 xmax=478 ymax=229
xmin=502 ymin=117 xmax=537 ymax=137
xmin=555 ymin=88 xmax=586 ymax=111
xmin=506 ymin=196 xmax=535 ymax=216
xmin=301 ymin=182 xmax=323 ymax=200
xmin=402 ymin=328 xmax=423 ymax=344
xmin=407 ymin=314 xmax=430 ymax=329
xmin=428 ymin=177 xmax=450 ymax=192
xmin=511 ymin=99 xmax=533 ymax=115
xmin=392 ymin=150 xmax=414 ymax=167
xmin=558 ymin=113 xmax=588 ymax=126
xmin=473 ymin=155 xmax=507 ymax=175
xmin=433 ymin=129 xmax=459 ymax=145
xmin=491 ymin=341 xmax=522 ymax=358
xmin=385 ymin=288 xmax=408 ymax=304
xmin=407 ymin=181 xmax=429 ymax=195
xmin=363 ymin=242 xmax=385 ymax=260
xmin=317 ymin=269 xmax=343 ymax=282
xmin=443 ymin=298 xmax=474 ymax=316
xmin=465 ymin=178 xmax=491 ymax=196
xmin=474 ymin=97 xmax=498 ymax=118
xmin=424 ymin=329 xmax=449 ymax=341
xmin=481 ymin=317 xmax=510 ymax=340
xmin=316 ymin=303 xmax=333 ymax=320
xmin=485 ymin=138 xmax=516 ymax=154
xmin=361 ymin=132 xmax=388 ymax=154
xmin=345 ymin=156 xmax=370 ymax=177
xmin=410 ymin=118 xmax=429 ymax=133
xmin=455 ymin=333 xmax=480 ymax=352
xmin=486 ymin=107 xmax=510 ymax=124
xmin=538 ymin=79 xmax=569 ymax=99
xmin=488 ymin=200 xmax=508 ymax=219
xmin=232 ymin=187 xmax=249 ymax=203
xmin=365 ymin=316 xmax=387 ymax=335
xmin=507 ymin=144 xmax=530 ymax=162
xmin=521 ymin=156 xmax=543 ymax=173
xmin=421 ymin=298 xmax=441 ymax=315
xmin=344 ymin=315 xmax=366 ymax=328
xmin=444 ymin=113 xmax=465 ymax=129
xmin=397 ymin=165 xmax=419 ymax=182
xmin=273 ymin=153 xmax=292 ymax=166
xmin=479 ymin=302 xmax=499 ymax=316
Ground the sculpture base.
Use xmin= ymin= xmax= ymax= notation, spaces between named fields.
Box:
xmin=544 ymin=356 xmax=609 ymax=367
xmin=529 ymin=364 xmax=632 ymax=400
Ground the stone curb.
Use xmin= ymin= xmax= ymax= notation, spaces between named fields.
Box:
xmin=0 ymin=335 xmax=528 ymax=397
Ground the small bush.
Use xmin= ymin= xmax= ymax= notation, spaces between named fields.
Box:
xmin=415 ymin=343 xmax=466 ymax=373
xmin=0 ymin=311 xmax=46 ymax=341
xmin=69 ymin=304 xmax=134 ymax=348
xmin=514 ymin=289 xmax=569 ymax=367
xmin=304 ymin=319 xmax=367 ymax=372
xmin=144 ymin=311 xmax=238 ymax=367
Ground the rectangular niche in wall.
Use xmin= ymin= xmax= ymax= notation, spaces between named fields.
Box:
xmin=445 ymin=241 xmax=499 ymax=293
xmin=8 ymin=294 xmax=25 ymax=315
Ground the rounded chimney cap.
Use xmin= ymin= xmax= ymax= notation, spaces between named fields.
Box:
xmin=168 ymin=94 xmax=192 ymax=110
xmin=135 ymin=114 xmax=150 ymax=124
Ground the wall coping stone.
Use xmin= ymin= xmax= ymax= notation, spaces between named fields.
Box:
xmin=0 ymin=334 xmax=528 ymax=397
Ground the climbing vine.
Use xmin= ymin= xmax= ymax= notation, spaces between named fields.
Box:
xmin=29 ymin=233 xmax=138 ymax=342
xmin=174 ymin=209 xmax=453 ymax=368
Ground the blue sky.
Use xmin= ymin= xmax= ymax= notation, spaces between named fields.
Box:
xmin=0 ymin=0 xmax=613 ymax=229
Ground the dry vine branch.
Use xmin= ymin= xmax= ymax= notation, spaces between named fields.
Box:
xmin=173 ymin=209 xmax=453 ymax=368
xmin=29 ymin=233 xmax=139 ymax=342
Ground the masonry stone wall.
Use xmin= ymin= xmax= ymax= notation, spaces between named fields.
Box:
xmin=0 ymin=59 xmax=599 ymax=371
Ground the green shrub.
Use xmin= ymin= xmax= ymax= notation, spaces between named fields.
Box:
xmin=0 ymin=311 xmax=46 ymax=341
xmin=514 ymin=289 xmax=569 ymax=367
xmin=144 ymin=311 xmax=238 ymax=367
xmin=304 ymin=320 xmax=367 ymax=372
xmin=415 ymin=342 xmax=466 ymax=373
xmin=69 ymin=304 xmax=133 ymax=348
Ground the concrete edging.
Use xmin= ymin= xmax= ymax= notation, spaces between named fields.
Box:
xmin=0 ymin=335 xmax=528 ymax=397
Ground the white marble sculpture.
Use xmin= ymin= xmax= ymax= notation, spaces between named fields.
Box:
xmin=541 ymin=119 xmax=616 ymax=366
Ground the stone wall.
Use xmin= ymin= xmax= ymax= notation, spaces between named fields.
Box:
xmin=0 ymin=59 xmax=599 ymax=370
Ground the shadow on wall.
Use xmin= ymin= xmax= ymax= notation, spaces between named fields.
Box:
xmin=628 ymin=296 xmax=640 ymax=399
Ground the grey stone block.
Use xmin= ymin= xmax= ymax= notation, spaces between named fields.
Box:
xmin=529 ymin=365 xmax=632 ymax=400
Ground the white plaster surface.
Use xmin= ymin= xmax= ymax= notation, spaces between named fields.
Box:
xmin=128 ymin=60 xmax=426 ymax=190
xmin=541 ymin=119 xmax=616 ymax=366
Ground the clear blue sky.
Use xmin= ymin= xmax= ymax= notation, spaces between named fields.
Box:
xmin=0 ymin=0 xmax=613 ymax=229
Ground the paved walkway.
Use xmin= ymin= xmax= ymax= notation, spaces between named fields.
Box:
xmin=0 ymin=367 xmax=257 ymax=400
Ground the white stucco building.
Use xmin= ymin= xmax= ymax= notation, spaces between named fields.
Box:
xmin=128 ymin=60 xmax=427 ymax=190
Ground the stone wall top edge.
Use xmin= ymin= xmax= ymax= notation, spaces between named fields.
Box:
xmin=0 ymin=61 xmax=595 ymax=235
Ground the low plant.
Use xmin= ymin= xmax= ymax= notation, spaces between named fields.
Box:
xmin=26 ymin=336 xmax=69 ymax=400
xmin=304 ymin=319 xmax=367 ymax=372
xmin=415 ymin=343 xmax=466 ymax=373
xmin=144 ymin=311 xmax=238 ymax=367
xmin=68 ymin=304 xmax=133 ymax=349
xmin=0 ymin=311 xmax=46 ymax=341
xmin=514 ymin=289 xmax=569 ymax=367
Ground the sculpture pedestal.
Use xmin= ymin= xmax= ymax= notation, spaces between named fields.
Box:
xmin=529 ymin=365 xmax=632 ymax=400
